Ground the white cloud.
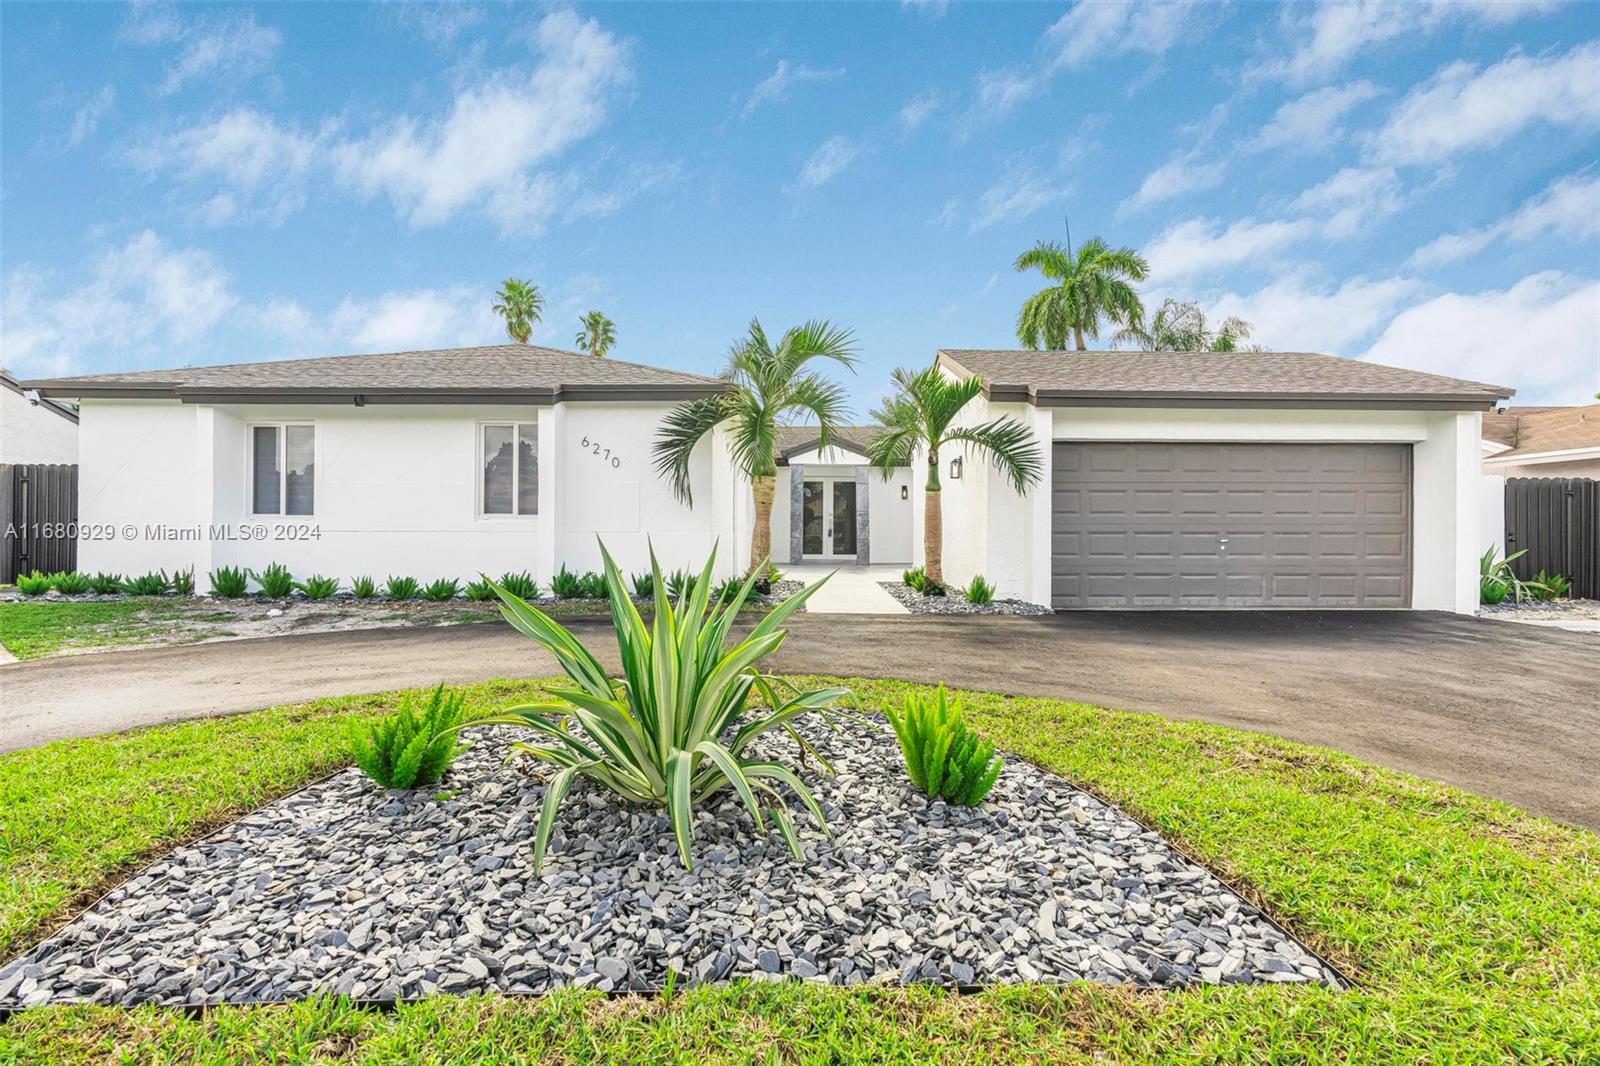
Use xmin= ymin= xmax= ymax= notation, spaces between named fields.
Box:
xmin=331 ymin=11 xmax=633 ymax=233
xmin=132 ymin=109 xmax=322 ymax=225
xmin=325 ymin=286 xmax=502 ymax=352
xmin=970 ymin=163 xmax=1070 ymax=232
xmin=1287 ymin=165 xmax=1404 ymax=236
xmin=899 ymin=90 xmax=941 ymax=131
xmin=975 ymin=1 xmax=1205 ymax=114
xmin=1410 ymin=172 xmax=1600 ymax=268
xmin=1118 ymin=151 xmax=1227 ymax=216
xmin=1250 ymin=81 xmax=1381 ymax=150
xmin=793 ymin=136 xmax=858 ymax=190
xmin=125 ymin=6 xmax=282 ymax=96
xmin=1 ymin=231 xmax=238 ymax=377
xmin=1363 ymin=272 xmax=1598 ymax=403
xmin=392 ymin=1 xmax=486 ymax=46
xmin=65 ymin=85 xmax=115 ymax=148
xmin=1146 ymin=216 xmax=1320 ymax=285
xmin=901 ymin=0 xmax=949 ymax=16
xmin=1373 ymin=41 xmax=1600 ymax=165
xmin=1203 ymin=273 xmax=1424 ymax=354
xmin=1262 ymin=0 xmax=1557 ymax=85
xmin=741 ymin=58 xmax=845 ymax=119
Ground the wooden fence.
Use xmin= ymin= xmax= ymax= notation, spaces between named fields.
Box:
xmin=1504 ymin=477 xmax=1599 ymax=599
xmin=2 ymin=463 xmax=78 ymax=583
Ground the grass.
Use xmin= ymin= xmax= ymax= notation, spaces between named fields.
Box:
xmin=1 ymin=678 xmax=1597 ymax=1062
xmin=0 ymin=600 xmax=194 ymax=660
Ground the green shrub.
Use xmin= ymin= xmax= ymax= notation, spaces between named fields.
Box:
xmin=1480 ymin=547 xmax=1546 ymax=604
xmin=49 ymin=572 xmax=92 ymax=595
xmin=17 ymin=572 xmax=52 ymax=596
xmin=963 ymin=574 xmax=995 ymax=606
xmin=170 ymin=568 xmax=195 ymax=596
xmin=922 ymin=579 xmax=947 ymax=598
xmin=497 ymin=571 xmax=539 ymax=600
xmin=482 ymin=543 xmax=848 ymax=872
xmin=578 ymin=570 xmax=606 ymax=599
xmin=297 ymin=574 xmax=339 ymax=600
xmin=87 ymin=572 xmax=123 ymax=595
xmin=713 ymin=577 xmax=744 ymax=603
xmin=421 ymin=577 xmax=460 ymax=602
xmin=464 ymin=578 xmax=496 ymax=602
xmin=122 ymin=571 xmax=170 ymax=596
xmin=631 ymin=571 xmax=655 ymax=599
xmin=385 ymin=575 xmax=420 ymax=600
xmin=209 ymin=566 xmax=249 ymax=598
xmin=902 ymin=566 xmax=925 ymax=592
xmin=350 ymin=575 xmax=378 ymax=599
xmin=664 ymin=568 xmax=693 ymax=601
xmin=1530 ymin=570 xmax=1571 ymax=601
xmin=348 ymin=683 xmax=478 ymax=789
xmin=886 ymin=686 xmax=1002 ymax=807
xmin=550 ymin=565 xmax=584 ymax=599
xmin=255 ymin=562 xmax=294 ymax=598
xmin=1480 ymin=579 xmax=1509 ymax=605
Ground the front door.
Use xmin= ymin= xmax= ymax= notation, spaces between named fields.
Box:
xmin=802 ymin=478 xmax=857 ymax=559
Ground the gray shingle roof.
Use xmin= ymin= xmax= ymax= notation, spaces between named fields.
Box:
xmin=937 ymin=350 xmax=1514 ymax=407
xmin=24 ymin=344 xmax=725 ymax=403
xmin=775 ymin=425 xmax=878 ymax=460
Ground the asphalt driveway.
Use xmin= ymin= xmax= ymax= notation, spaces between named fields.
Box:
xmin=3 ymin=611 xmax=1596 ymax=830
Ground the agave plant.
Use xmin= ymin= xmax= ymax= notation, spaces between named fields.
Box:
xmin=1480 ymin=547 xmax=1549 ymax=605
xmin=482 ymin=543 xmax=850 ymax=873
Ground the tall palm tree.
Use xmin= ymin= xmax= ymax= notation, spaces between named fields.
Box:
xmin=492 ymin=279 xmax=544 ymax=344
xmin=865 ymin=366 xmax=1042 ymax=592
xmin=574 ymin=310 xmax=617 ymax=358
xmin=1117 ymin=299 xmax=1255 ymax=352
xmin=654 ymin=319 xmax=856 ymax=580
xmin=1014 ymin=237 xmax=1149 ymax=350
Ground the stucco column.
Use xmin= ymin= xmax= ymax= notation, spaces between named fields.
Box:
xmin=789 ymin=465 xmax=804 ymax=563
xmin=192 ymin=405 xmax=216 ymax=591
xmin=855 ymin=466 xmax=870 ymax=565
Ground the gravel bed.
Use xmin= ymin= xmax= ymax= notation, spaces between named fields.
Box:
xmin=0 ymin=718 xmax=1340 ymax=1008
xmin=1480 ymin=598 xmax=1600 ymax=621
xmin=879 ymin=582 xmax=1053 ymax=616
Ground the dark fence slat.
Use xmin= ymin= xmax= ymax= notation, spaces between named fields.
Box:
xmin=3 ymin=463 xmax=79 ymax=581
xmin=1504 ymin=478 xmax=1599 ymax=599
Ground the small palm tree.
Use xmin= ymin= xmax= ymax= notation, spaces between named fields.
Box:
xmin=574 ymin=310 xmax=616 ymax=358
xmin=492 ymin=279 xmax=544 ymax=344
xmin=654 ymin=320 xmax=856 ymax=579
xmin=1014 ymin=237 xmax=1148 ymax=350
xmin=865 ymin=366 xmax=1042 ymax=592
xmin=1118 ymin=299 xmax=1255 ymax=352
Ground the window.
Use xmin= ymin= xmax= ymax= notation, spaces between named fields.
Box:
xmin=250 ymin=424 xmax=315 ymax=515
xmin=482 ymin=422 xmax=537 ymax=515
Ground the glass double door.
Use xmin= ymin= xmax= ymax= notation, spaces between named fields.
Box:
xmin=802 ymin=478 xmax=857 ymax=559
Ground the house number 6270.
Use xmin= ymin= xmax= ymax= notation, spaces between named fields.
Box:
xmin=580 ymin=436 xmax=622 ymax=469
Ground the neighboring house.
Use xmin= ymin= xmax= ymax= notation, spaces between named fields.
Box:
xmin=22 ymin=345 xmax=751 ymax=589
xmin=1481 ymin=404 xmax=1600 ymax=479
xmin=1 ymin=368 xmax=78 ymax=464
xmin=768 ymin=426 xmax=914 ymax=566
xmin=926 ymin=349 xmax=1513 ymax=614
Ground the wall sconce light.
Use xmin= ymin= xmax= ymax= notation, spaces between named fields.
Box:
xmin=353 ymin=394 xmax=367 ymax=407
xmin=900 ymin=485 xmax=909 ymax=500
xmin=949 ymin=456 xmax=963 ymax=480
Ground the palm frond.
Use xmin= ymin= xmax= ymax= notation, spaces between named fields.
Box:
xmin=651 ymin=396 xmax=730 ymax=505
xmin=942 ymin=416 xmax=1043 ymax=494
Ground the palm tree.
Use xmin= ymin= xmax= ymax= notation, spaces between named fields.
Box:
xmin=654 ymin=319 xmax=856 ymax=580
xmin=492 ymin=279 xmax=544 ymax=344
xmin=1117 ymin=299 xmax=1255 ymax=352
xmin=865 ymin=366 xmax=1042 ymax=592
xmin=574 ymin=310 xmax=616 ymax=358
xmin=1014 ymin=237 xmax=1149 ymax=350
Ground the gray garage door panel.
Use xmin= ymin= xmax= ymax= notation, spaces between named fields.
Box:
xmin=1052 ymin=442 xmax=1411 ymax=609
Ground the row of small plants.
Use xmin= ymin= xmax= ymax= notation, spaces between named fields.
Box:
xmin=1479 ymin=547 xmax=1573 ymax=605
xmin=350 ymin=546 xmax=1002 ymax=872
xmin=11 ymin=561 xmax=785 ymax=605
xmin=902 ymin=565 xmax=996 ymax=606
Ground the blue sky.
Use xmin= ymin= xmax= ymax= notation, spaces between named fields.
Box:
xmin=3 ymin=1 xmax=1597 ymax=408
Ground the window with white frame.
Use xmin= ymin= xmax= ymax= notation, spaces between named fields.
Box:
xmin=481 ymin=422 xmax=538 ymax=516
xmin=250 ymin=424 xmax=315 ymax=515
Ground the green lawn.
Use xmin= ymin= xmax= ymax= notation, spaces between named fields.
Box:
xmin=0 ymin=599 xmax=193 ymax=659
xmin=1 ymin=677 xmax=1596 ymax=1063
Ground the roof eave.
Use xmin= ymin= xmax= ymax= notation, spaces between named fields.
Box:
xmin=1025 ymin=390 xmax=1510 ymax=411
xmin=26 ymin=382 xmax=728 ymax=404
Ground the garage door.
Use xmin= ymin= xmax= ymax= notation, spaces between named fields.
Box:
xmin=1051 ymin=442 xmax=1411 ymax=608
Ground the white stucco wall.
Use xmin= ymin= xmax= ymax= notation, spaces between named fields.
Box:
xmin=75 ymin=399 xmax=735 ymax=590
xmin=933 ymin=401 xmax=1487 ymax=613
xmin=765 ymin=458 xmax=914 ymax=566
xmin=1479 ymin=474 xmax=1505 ymax=558
xmin=1 ymin=385 xmax=78 ymax=464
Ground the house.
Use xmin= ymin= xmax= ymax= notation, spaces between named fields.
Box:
xmin=768 ymin=426 xmax=914 ymax=566
xmin=22 ymin=345 xmax=753 ymax=589
xmin=924 ymin=349 xmax=1514 ymax=613
xmin=1481 ymin=404 xmax=1600 ymax=479
xmin=1 ymin=368 xmax=78 ymax=464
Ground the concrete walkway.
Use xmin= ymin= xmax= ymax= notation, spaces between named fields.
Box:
xmin=787 ymin=564 xmax=909 ymax=614
xmin=3 ymin=612 xmax=1597 ymax=830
